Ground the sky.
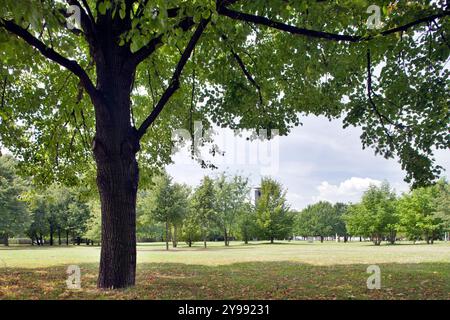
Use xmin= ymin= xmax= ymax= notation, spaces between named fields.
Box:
xmin=167 ymin=115 xmax=450 ymax=211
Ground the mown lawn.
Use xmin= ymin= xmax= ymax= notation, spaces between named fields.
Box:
xmin=0 ymin=241 xmax=449 ymax=300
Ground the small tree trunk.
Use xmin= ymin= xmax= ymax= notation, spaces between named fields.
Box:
xmin=49 ymin=224 xmax=54 ymax=246
xmin=224 ymin=229 xmax=228 ymax=246
xmin=172 ymin=225 xmax=177 ymax=248
xmin=66 ymin=230 xmax=69 ymax=246
xmin=320 ymin=236 xmax=324 ymax=243
xmin=2 ymin=234 xmax=8 ymax=246
xmin=58 ymin=228 xmax=62 ymax=246
xmin=165 ymin=220 xmax=169 ymax=251
xmin=270 ymin=237 xmax=274 ymax=244
xmin=39 ymin=234 xmax=43 ymax=246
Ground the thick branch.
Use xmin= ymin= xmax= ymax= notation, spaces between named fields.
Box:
xmin=137 ymin=19 xmax=210 ymax=139
xmin=218 ymin=6 xmax=450 ymax=42
xmin=131 ymin=17 xmax=195 ymax=66
xmin=0 ymin=19 xmax=98 ymax=102
xmin=218 ymin=6 xmax=361 ymax=42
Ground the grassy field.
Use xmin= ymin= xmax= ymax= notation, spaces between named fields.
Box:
xmin=0 ymin=241 xmax=449 ymax=300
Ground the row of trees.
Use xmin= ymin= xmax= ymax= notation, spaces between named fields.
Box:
xmin=295 ymin=182 xmax=450 ymax=245
xmin=0 ymin=156 xmax=92 ymax=246
xmin=133 ymin=173 xmax=294 ymax=249
xmin=2 ymin=153 xmax=449 ymax=247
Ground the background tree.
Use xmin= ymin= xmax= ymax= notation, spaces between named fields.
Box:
xmin=213 ymin=173 xmax=249 ymax=246
xmin=0 ymin=155 xmax=29 ymax=245
xmin=255 ymin=178 xmax=293 ymax=243
xmin=295 ymin=201 xmax=335 ymax=242
xmin=1 ymin=0 xmax=448 ymax=288
xmin=191 ymin=176 xmax=216 ymax=248
xmin=344 ymin=183 xmax=398 ymax=245
xmin=236 ymin=202 xmax=257 ymax=244
xmin=180 ymin=200 xmax=202 ymax=247
xmin=333 ymin=203 xmax=349 ymax=242
xmin=398 ymin=183 xmax=446 ymax=244
xmin=170 ymin=183 xmax=190 ymax=248
xmin=148 ymin=174 xmax=189 ymax=250
xmin=433 ymin=180 xmax=450 ymax=236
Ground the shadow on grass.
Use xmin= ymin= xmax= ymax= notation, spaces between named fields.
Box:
xmin=0 ymin=261 xmax=448 ymax=300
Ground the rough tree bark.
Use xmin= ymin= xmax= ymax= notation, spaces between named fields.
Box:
xmin=93 ymin=46 xmax=139 ymax=288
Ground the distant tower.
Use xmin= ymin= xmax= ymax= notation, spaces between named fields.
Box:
xmin=253 ymin=187 xmax=262 ymax=206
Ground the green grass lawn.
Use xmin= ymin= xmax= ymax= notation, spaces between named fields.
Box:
xmin=0 ymin=241 xmax=449 ymax=300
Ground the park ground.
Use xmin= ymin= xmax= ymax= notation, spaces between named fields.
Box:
xmin=0 ymin=241 xmax=449 ymax=300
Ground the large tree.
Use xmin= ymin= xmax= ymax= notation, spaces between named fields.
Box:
xmin=0 ymin=1 xmax=448 ymax=288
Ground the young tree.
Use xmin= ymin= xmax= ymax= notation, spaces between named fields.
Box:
xmin=170 ymin=183 xmax=190 ymax=248
xmin=1 ymin=1 xmax=448 ymax=288
xmin=180 ymin=200 xmax=202 ymax=247
xmin=213 ymin=173 xmax=249 ymax=246
xmin=0 ymin=155 xmax=29 ymax=245
xmin=344 ymin=183 xmax=398 ymax=245
xmin=236 ymin=202 xmax=257 ymax=244
xmin=148 ymin=174 xmax=189 ymax=250
xmin=255 ymin=178 xmax=292 ymax=243
xmin=191 ymin=176 xmax=215 ymax=248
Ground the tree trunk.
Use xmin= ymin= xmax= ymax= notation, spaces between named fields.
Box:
xmin=165 ymin=220 xmax=169 ymax=251
xmin=58 ymin=228 xmax=61 ymax=246
xmin=93 ymin=55 xmax=139 ymax=289
xmin=49 ymin=223 xmax=54 ymax=246
xmin=270 ymin=237 xmax=274 ymax=244
xmin=172 ymin=225 xmax=177 ymax=248
xmin=320 ymin=236 xmax=324 ymax=243
xmin=224 ymin=228 xmax=228 ymax=246
xmin=2 ymin=234 xmax=8 ymax=246
xmin=66 ymin=230 xmax=69 ymax=246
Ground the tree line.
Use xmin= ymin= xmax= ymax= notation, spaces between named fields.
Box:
xmin=133 ymin=173 xmax=294 ymax=249
xmin=0 ymin=155 xmax=92 ymax=246
xmin=1 ymin=154 xmax=449 ymax=247
xmin=295 ymin=181 xmax=450 ymax=245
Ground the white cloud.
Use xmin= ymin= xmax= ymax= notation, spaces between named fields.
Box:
xmin=313 ymin=177 xmax=383 ymax=204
